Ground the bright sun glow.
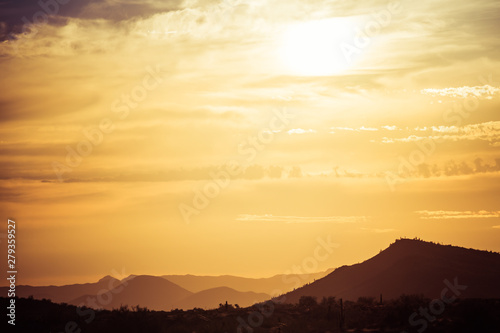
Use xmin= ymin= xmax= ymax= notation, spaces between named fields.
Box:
xmin=281 ymin=18 xmax=356 ymax=76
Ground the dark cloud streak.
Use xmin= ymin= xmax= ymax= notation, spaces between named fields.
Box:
xmin=0 ymin=0 xmax=184 ymax=41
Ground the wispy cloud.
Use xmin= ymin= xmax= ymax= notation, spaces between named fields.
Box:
xmin=330 ymin=126 xmax=378 ymax=133
xmin=421 ymin=85 xmax=499 ymax=99
xmin=330 ymin=127 xmax=356 ymax=132
xmin=360 ymin=126 xmax=378 ymax=131
xmin=415 ymin=210 xmax=500 ymax=220
xmin=380 ymin=121 xmax=500 ymax=145
xmin=287 ymin=128 xmax=317 ymax=135
xmin=236 ymin=214 xmax=369 ymax=223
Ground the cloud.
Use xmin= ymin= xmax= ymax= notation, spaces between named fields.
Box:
xmin=360 ymin=126 xmax=378 ymax=131
xmin=421 ymin=85 xmax=499 ymax=99
xmin=415 ymin=210 xmax=500 ymax=219
xmin=0 ymin=0 xmax=499 ymax=184
xmin=236 ymin=214 xmax=369 ymax=223
xmin=287 ymin=128 xmax=317 ymax=135
xmin=330 ymin=126 xmax=379 ymax=133
xmin=330 ymin=127 xmax=355 ymax=133
xmin=0 ymin=0 xmax=184 ymax=41
xmin=380 ymin=121 xmax=500 ymax=145
xmin=0 ymin=163 xmax=301 ymax=183
xmin=385 ymin=157 xmax=500 ymax=179
xmin=288 ymin=166 xmax=303 ymax=178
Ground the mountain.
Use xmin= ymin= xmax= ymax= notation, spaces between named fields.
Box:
xmin=173 ymin=286 xmax=270 ymax=310
xmin=0 ymin=275 xmax=121 ymax=303
xmin=70 ymin=276 xmax=269 ymax=311
xmin=1 ymin=270 xmax=330 ymax=312
xmin=161 ymin=270 xmax=333 ymax=295
xmin=281 ymin=238 xmax=500 ymax=303
xmin=69 ymin=275 xmax=193 ymax=311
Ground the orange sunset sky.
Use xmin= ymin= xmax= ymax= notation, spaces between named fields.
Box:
xmin=0 ymin=0 xmax=499 ymax=286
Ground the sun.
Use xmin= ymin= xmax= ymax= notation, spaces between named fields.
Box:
xmin=280 ymin=18 xmax=355 ymax=76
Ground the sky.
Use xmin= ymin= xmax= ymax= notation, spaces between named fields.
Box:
xmin=0 ymin=0 xmax=499 ymax=286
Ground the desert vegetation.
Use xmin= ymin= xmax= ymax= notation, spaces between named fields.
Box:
xmin=2 ymin=294 xmax=499 ymax=333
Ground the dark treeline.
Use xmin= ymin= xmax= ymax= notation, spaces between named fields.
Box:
xmin=2 ymin=295 xmax=500 ymax=333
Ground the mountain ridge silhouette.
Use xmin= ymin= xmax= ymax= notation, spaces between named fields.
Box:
xmin=280 ymin=238 xmax=500 ymax=303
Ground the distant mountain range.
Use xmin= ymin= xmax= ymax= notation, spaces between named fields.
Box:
xmin=1 ymin=270 xmax=331 ymax=311
xmin=3 ymin=239 xmax=499 ymax=311
xmin=0 ymin=275 xmax=121 ymax=304
xmin=281 ymin=238 xmax=500 ymax=303
xmin=161 ymin=270 xmax=332 ymax=294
